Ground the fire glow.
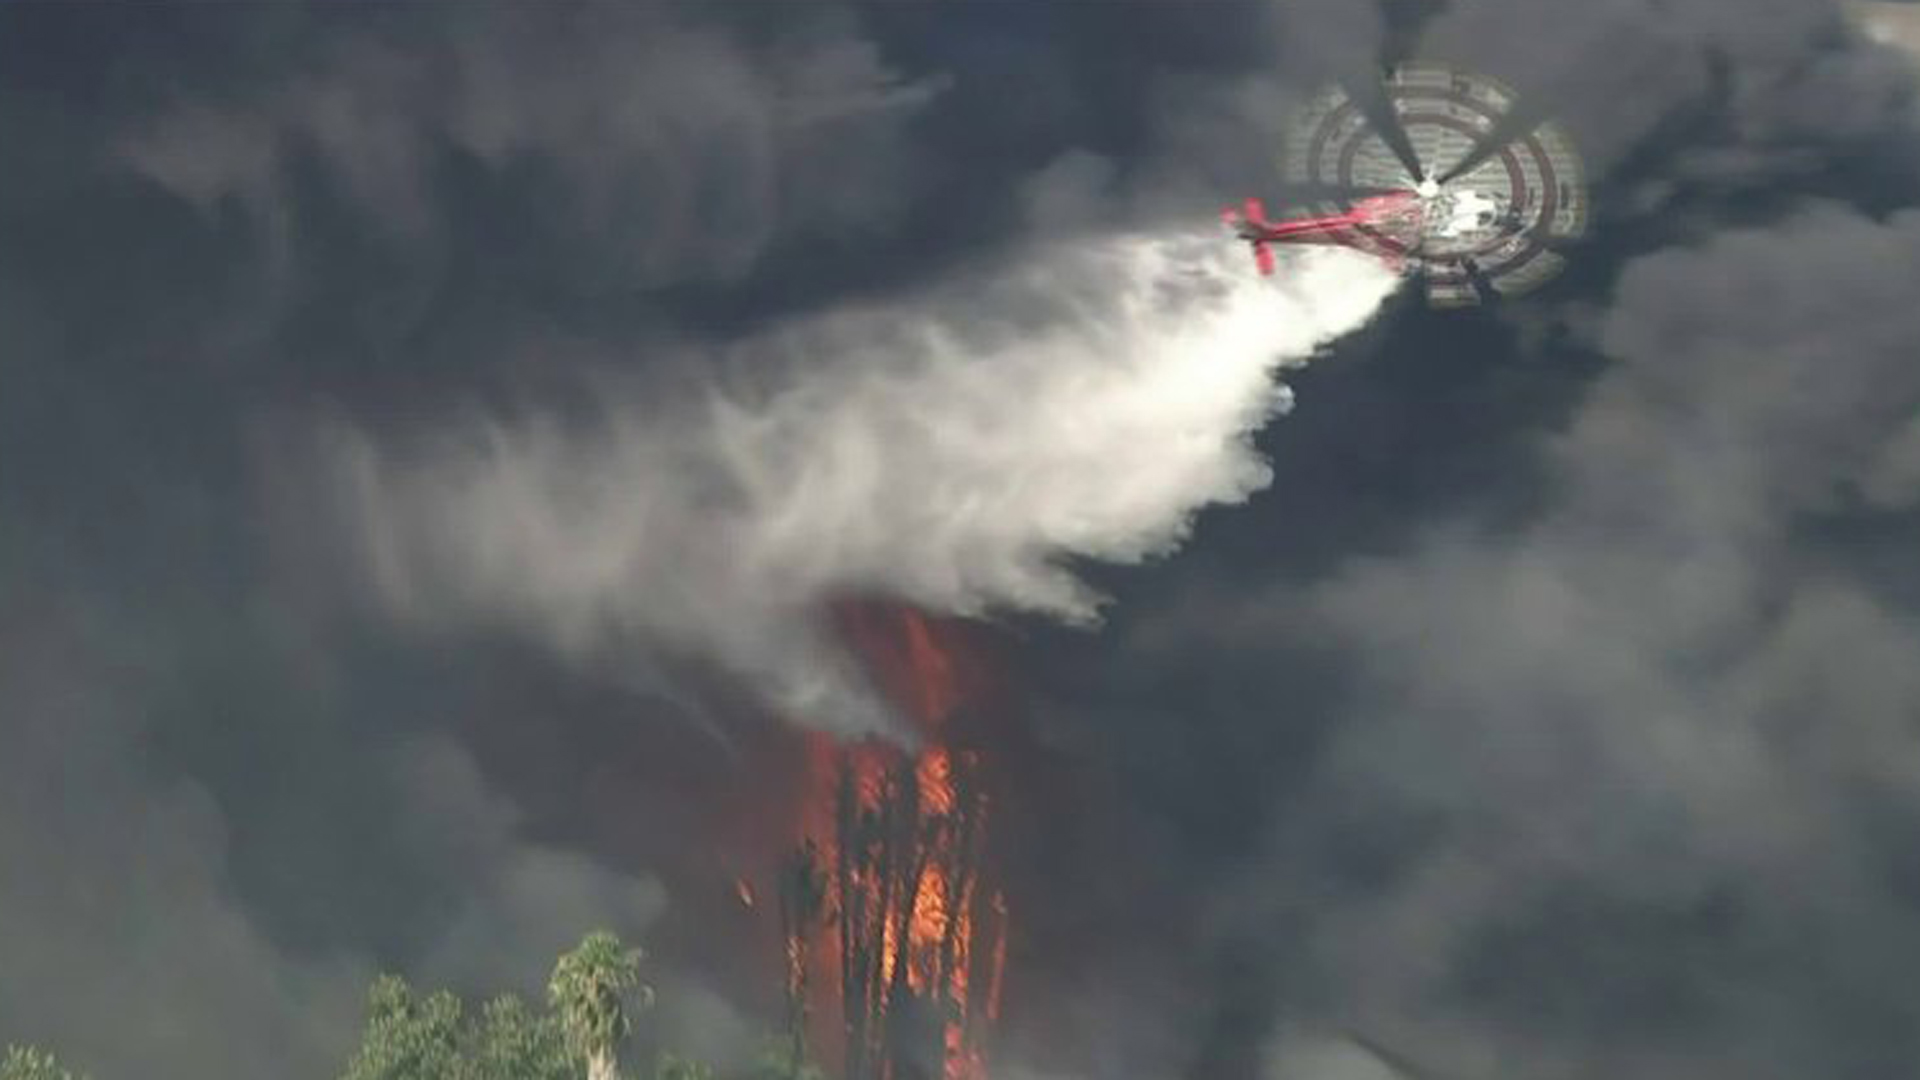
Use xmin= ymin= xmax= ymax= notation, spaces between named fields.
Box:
xmin=778 ymin=605 xmax=1009 ymax=1080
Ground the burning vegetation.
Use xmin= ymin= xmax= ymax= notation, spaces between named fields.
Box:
xmin=774 ymin=604 xmax=1010 ymax=1080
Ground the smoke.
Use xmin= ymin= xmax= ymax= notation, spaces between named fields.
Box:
xmin=118 ymin=4 xmax=940 ymax=289
xmin=325 ymin=232 xmax=1399 ymax=732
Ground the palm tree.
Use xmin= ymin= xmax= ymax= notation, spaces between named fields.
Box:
xmin=778 ymin=841 xmax=828 ymax=1075
xmin=548 ymin=931 xmax=653 ymax=1080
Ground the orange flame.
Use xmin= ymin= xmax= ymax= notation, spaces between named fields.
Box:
xmin=782 ymin=603 xmax=1007 ymax=1080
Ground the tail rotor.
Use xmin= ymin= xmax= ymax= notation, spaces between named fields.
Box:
xmin=1223 ymin=198 xmax=1277 ymax=275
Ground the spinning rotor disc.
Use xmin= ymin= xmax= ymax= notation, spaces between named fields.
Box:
xmin=1283 ymin=63 xmax=1587 ymax=307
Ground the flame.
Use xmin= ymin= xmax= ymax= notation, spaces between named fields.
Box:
xmin=779 ymin=603 xmax=1007 ymax=1080
xmin=737 ymin=878 xmax=758 ymax=909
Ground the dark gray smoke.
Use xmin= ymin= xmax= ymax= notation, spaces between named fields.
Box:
xmin=4 ymin=2 xmax=1920 ymax=1079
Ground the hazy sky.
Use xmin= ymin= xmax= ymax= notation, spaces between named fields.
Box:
xmin=4 ymin=3 xmax=1920 ymax=1079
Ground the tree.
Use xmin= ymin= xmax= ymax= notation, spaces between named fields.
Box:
xmin=548 ymin=931 xmax=653 ymax=1080
xmin=1 ymin=1045 xmax=88 ymax=1080
xmin=338 ymin=931 xmax=667 ymax=1080
xmin=462 ymin=994 xmax=577 ymax=1080
xmin=776 ymin=842 xmax=828 ymax=1077
xmin=340 ymin=975 xmax=465 ymax=1080
xmin=339 ymin=975 xmax=581 ymax=1080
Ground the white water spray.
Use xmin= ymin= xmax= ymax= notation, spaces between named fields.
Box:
xmin=331 ymin=229 xmax=1402 ymax=730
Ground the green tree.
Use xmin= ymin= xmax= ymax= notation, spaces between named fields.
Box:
xmin=340 ymin=975 xmax=464 ymax=1080
xmin=463 ymin=994 xmax=576 ymax=1080
xmin=1 ymin=1045 xmax=88 ymax=1080
xmin=548 ymin=931 xmax=653 ymax=1080
xmin=340 ymin=975 xmax=581 ymax=1080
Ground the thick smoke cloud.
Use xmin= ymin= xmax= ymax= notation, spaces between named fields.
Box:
xmin=1 ymin=1 xmax=1346 ymax=1074
xmin=328 ymin=237 xmax=1398 ymax=732
xmin=1255 ymin=206 xmax=1920 ymax=1079
xmin=0 ymin=591 xmax=367 ymax=1079
xmin=0 ymin=571 xmax=674 ymax=1078
xmin=10 ymin=0 xmax=1920 ymax=1078
xmin=1003 ymin=3 xmax=1920 ymax=1077
xmin=0 ymin=3 xmax=964 ymax=1074
xmin=121 ymin=5 xmax=941 ymax=290
xmin=1067 ymin=118 xmax=1920 ymax=1080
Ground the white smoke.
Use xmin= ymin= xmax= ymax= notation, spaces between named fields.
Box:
xmin=327 ymin=229 xmax=1400 ymax=732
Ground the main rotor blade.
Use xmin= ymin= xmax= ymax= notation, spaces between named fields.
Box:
xmin=1337 ymin=68 xmax=1427 ymax=184
xmin=1434 ymin=105 xmax=1549 ymax=185
xmin=1346 ymin=1031 xmax=1478 ymax=1080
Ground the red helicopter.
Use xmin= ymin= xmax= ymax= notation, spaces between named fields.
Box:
xmin=1222 ymin=192 xmax=1425 ymax=274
